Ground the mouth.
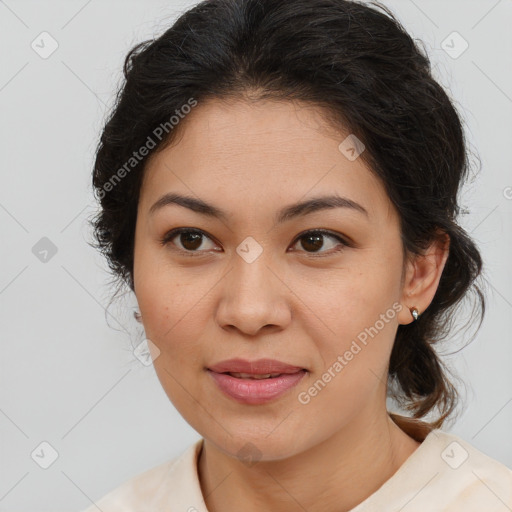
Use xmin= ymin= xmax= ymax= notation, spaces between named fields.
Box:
xmin=220 ymin=371 xmax=287 ymax=379
xmin=207 ymin=357 xmax=306 ymax=375
xmin=206 ymin=360 xmax=307 ymax=404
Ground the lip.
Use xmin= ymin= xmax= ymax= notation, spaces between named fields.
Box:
xmin=207 ymin=358 xmax=307 ymax=405
xmin=207 ymin=358 xmax=305 ymax=375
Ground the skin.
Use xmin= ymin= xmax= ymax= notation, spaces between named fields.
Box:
xmin=133 ymin=97 xmax=450 ymax=512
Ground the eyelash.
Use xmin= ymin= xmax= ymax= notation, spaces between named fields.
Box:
xmin=158 ymin=227 xmax=352 ymax=258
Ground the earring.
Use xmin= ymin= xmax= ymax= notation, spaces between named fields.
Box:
xmin=133 ymin=310 xmax=143 ymax=323
xmin=409 ymin=307 xmax=420 ymax=321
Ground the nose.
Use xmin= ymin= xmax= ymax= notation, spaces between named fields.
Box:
xmin=214 ymin=252 xmax=292 ymax=337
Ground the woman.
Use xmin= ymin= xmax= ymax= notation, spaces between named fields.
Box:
xmin=83 ymin=0 xmax=512 ymax=510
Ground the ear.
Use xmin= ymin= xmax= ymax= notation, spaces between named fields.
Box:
xmin=398 ymin=230 xmax=450 ymax=325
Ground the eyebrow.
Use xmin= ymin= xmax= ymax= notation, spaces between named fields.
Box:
xmin=149 ymin=192 xmax=369 ymax=223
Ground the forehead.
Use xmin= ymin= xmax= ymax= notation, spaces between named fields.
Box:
xmin=140 ymin=98 xmax=396 ymax=223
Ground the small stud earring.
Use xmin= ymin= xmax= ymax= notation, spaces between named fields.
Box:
xmin=409 ymin=307 xmax=420 ymax=321
xmin=133 ymin=310 xmax=143 ymax=323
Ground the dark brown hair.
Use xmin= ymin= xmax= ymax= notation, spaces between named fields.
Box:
xmin=89 ymin=0 xmax=486 ymax=429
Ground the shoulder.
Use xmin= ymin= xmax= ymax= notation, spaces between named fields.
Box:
xmin=358 ymin=417 xmax=512 ymax=511
xmin=79 ymin=460 xmax=175 ymax=512
xmin=79 ymin=439 xmax=204 ymax=512
xmin=418 ymin=429 xmax=512 ymax=511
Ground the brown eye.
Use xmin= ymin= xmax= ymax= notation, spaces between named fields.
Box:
xmin=160 ymin=228 xmax=218 ymax=254
xmin=300 ymin=233 xmax=324 ymax=252
xmin=178 ymin=231 xmax=203 ymax=251
xmin=160 ymin=227 xmax=349 ymax=257
xmin=291 ymin=230 xmax=349 ymax=256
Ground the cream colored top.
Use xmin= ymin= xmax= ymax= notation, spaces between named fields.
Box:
xmin=80 ymin=417 xmax=512 ymax=511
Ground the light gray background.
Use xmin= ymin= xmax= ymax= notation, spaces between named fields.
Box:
xmin=0 ymin=0 xmax=511 ymax=511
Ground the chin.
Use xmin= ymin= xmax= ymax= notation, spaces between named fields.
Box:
xmin=203 ymin=426 xmax=309 ymax=463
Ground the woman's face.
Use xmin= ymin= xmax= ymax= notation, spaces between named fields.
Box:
xmin=133 ymin=98 xmax=414 ymax=460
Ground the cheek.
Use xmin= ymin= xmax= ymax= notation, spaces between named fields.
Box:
xmin=320 ymin=256 xmax=399 ymax=326
xmin=134 ymin=257 xmax=217 ymax=368
xmin=135 ymin=270 xmax=206 ymax=405
xmin=135 ymin=243 xmax=194 ymax=331
xmin=309 ymin=251 xmax=402 ymax=375
xmin=137 ymin=279 xmax=198 ymax=349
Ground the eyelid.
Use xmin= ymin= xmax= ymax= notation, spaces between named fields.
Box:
xmin=159 ymin=227 xmax=352 ymax=256
xmin=291 ymin=228 xmax=353 ymax=249
xmin=289 ymin=228 xmax=352 ymax=257
xmin=159 ymin=227 xmax=220 ymax=254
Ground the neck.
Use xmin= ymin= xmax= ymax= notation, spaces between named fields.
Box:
xmin=198 ymin=409 xmax=422 ymax=512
